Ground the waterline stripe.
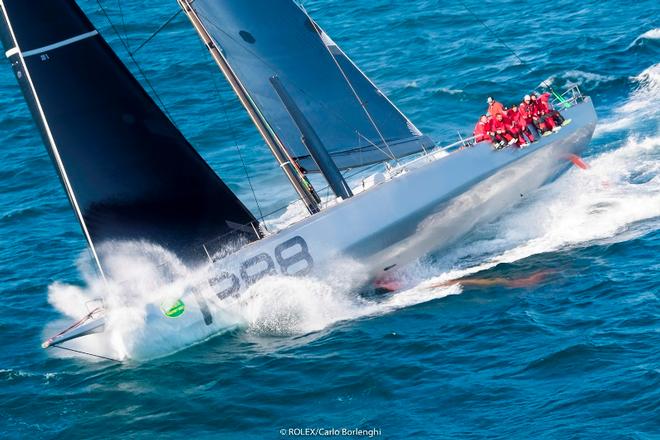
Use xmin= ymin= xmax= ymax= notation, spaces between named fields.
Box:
xmin=23 ymin=31 xmax=98 ymax=57
xmin=5 ymin=47 xmax=18 ymax=58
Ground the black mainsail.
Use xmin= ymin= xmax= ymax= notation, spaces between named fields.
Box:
xmin=0 ymin=0 xmax=260 ymax=272
xmin=183 ymin=0 xmax=434 ymax=172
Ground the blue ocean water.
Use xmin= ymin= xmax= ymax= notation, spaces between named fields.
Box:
xmin=1 ymin=0 xmax=659 ymax=438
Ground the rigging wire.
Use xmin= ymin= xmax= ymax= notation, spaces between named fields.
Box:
xmin=457 ymin=0 xmax=528 ymax=67
xmin=196 ymin=38 xmax=268 ymax=223
xmin=95 ymin=2 xmax=270 ymax=232
xmin=232 ymin=139 xmax=267 ymax=229
xmin=133 ymin=9 xmax=183 ymax=55
xmin=257 ymin=159 xmax=386 ymax=223
xmin=95 ymin=0 xmax=277 ymax=226
xmin=95 ymin=0 xmax=176 ymax=122
xmin=93 ymin=1 xmax=421 ymax=223
xmin=299 ymin=5 xmax=399 ymax=163
xmin=101 ymin=0 xmax=272 ymax=221
xmin=116 ymin=0 xmax=128 ymax=44
xmin=459 ymin=0 xmax=567 ymax=98
xmin=52 ymin=345 xmax=122 ymax=363
xmin=241 ymin=127 xmax=474 ymax=225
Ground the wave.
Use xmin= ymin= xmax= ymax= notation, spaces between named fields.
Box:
xmin=0 ymin=368 xmax=57 ymax=384
xmin=638 ymin=28 xmax=660 ymax=40
xmin=628 ymin=28 xmax=660 ymax=49
xmin=539 ymin=70 xmax=617 ymax=90
xmin=46 ymin=248 xmax=459 ymax=360
xmin=596 ymin=63 xmax=660 ymax=136
xmin=432 ymin=87 xmax=464 ymax=96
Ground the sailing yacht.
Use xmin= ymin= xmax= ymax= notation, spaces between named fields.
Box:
xmin=0 ymin=0 xmax=596 ymax=357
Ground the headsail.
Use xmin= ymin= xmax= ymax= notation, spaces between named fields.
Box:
xmin=186 ymin=0 xmax=434 ymax=171
xmin=0 ymin=0 xmax=260 ymax=270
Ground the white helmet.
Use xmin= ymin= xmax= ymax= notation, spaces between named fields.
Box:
xmin=524 ymin=94 xmax=531 ymax=101
xmin=487 ymin=97 xmax=493 ymax=103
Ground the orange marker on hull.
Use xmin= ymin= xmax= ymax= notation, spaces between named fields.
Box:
xmin=568 ymin=154 xmax=589 ymax=170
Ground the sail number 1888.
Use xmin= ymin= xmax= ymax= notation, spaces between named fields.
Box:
xmin=209 ymin=236 xmax=313 ymax=300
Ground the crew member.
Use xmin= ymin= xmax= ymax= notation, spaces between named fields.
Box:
xmin=506 ymin=104 xmax=534 ymax=147
xmin=519 ymin=95 xmax=540 ymax=136
xmin=539 ymin=91 xmax=568 ymax=126
xmin=486 ymin=96 xmax=505 ymax=117
xmin=531 ymin=93 xmax=557 ymax=132
xmin=490 ymin=112 xmax=518 ymax=147
xmin=509 ymin=104 xmax=535 ymax=144
xmin=473 ymin=115 xmax=491 ymax=143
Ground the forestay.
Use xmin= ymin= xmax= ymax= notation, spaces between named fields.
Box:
xmin=189 ymin=0 xmax=434 ymax=171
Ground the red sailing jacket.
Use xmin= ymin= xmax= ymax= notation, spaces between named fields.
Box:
xmin=508 ymin=109 xmax=526 ymax=129
xmin=490 ymin=116 xmax=509 ymax=133
xmin=535 ymin=98 xmax=551 ymax=114
xmin=487 ymin=100 xmax=505 ymax=117
xmin=473 ymin=120 xmax=491 ymax=142
xmin=540 ymin=92 xmax=554 ymax=109
xmin=519 ymin=101 xmax=536 ymax=122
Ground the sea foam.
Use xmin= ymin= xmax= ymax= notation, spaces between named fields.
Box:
xmin=596 ymin=63 xmax=660 ymax=136
xmin=628 ymin=28 xmax=660 ymax=49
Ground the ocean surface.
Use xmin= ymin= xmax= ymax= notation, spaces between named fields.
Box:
xmin=1 ymin=0 xmax=659 ymax=438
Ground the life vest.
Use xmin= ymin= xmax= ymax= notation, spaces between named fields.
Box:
xmin=505 ymin=109 xmax=519 ymax=127
xmin=510 ymin=109 xmax=526 ymax=128
xmin=504 ymin=114 xmax=520 ymax=132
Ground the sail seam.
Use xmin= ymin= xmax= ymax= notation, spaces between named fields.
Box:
xmin=22 ymin=30 xmax=99 ymax=57
xmin=0 ymin=8 xmax=106 ymax=279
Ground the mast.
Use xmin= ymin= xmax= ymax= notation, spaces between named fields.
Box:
xmin=178 ymin=0 xmax=434 ymax=172
xmin=177 ymin=0 xmax=321 ymax=215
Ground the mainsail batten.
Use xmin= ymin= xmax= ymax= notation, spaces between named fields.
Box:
xmin=187 ymin=0 xmax=434 ymax=171
xmin=0 ymin=0 xmax=260 ymax=268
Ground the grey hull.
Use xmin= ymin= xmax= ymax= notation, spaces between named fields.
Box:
xmin=232 ymin=97 xmax=597 ymax=280
xmin=44 ymin=98 xmax=597 ymax=356
xmin=348 ymin=98 xmax=597 ymax=272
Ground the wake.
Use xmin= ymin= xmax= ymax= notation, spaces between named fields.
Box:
xmin=596 ymin=63 xmax=660 ymax=136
